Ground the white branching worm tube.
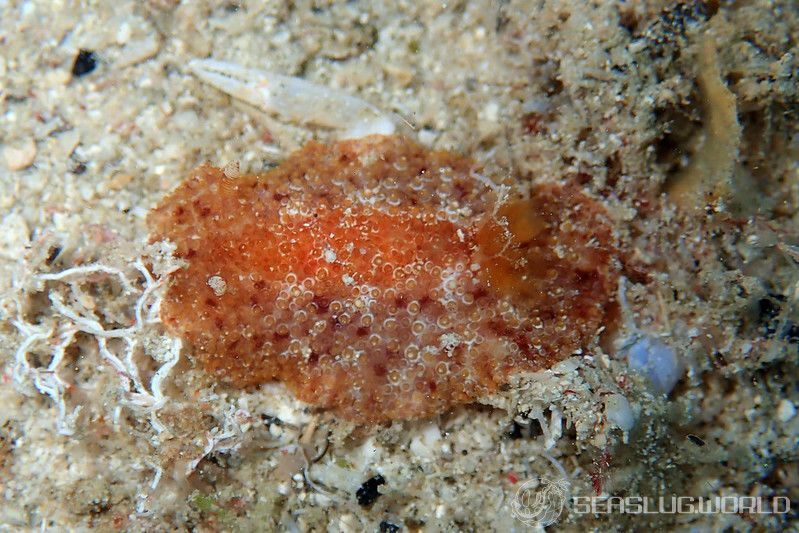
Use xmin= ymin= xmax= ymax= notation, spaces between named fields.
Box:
xmin=13 ymin=261 xmax=181 ymax=437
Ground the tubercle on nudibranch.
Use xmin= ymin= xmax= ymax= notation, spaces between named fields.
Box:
xmin=148 ymin=134 xmax=619 ymax=423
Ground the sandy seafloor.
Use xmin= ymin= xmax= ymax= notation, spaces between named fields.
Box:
xmin=1 ymin=1 xmax=798 ymax=531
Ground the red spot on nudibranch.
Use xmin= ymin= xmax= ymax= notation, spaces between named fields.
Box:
xmin=148 ymin=134 xmax=618 ymax=423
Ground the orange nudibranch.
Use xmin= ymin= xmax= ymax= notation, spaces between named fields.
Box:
xmin=148 ymin=135 xmax=618 ymax=423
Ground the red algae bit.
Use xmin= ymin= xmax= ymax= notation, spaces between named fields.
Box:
xmin=148 ymin=134 xmax=619 ymax=423
xmin=590 ymin=448 xmax=613 ymax=496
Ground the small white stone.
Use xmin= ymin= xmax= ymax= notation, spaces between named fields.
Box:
xmin=3 ymin=139 xmax=36 ymax=170
xmin=409 ymin=422 xmax=442 ymax=460
xmin=776 ymin=399 xmax=796 ymax=423
xmin=207 ymin=275 xmax=227 ymax=296
xmin=338 ymin=514 xmax=359 ymax=533
xmin=417 ymin=128 xmax=437 ymax=146
xmin=323 ymin=247 xmax=337 ymax=263
xmin=55 ymin=129 xmax=81 ymax=159
xmin=117 ymin=21 xmax=132 ymax=44
xmin=522 ymin=97 xmax=551 ymax=114
xmin=482 ymin=101 xmax=499 ymax=122
xmin=605 ymin=393 xmax=636 ymax=433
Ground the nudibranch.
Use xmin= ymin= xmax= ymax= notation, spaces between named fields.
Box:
xmin=149 ymin=134 xmax=619 ymax=423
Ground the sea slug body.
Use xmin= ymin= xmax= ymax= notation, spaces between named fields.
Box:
xmin=149 ymin=134 xmax=619 ymax=422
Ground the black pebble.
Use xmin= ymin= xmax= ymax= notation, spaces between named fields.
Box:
xmin=782 ymin=323 xmax=799 ymax=344
xmin=379 ymin=520 xmax=400 ymax=532
xmin=758 ymin=297 xmax=782 ymax=336
xmin=45 ymin=246 xmax=62 ymax=265
xmin=505 ymin=421 xmax=524 ymax=439
xmin=356 ymin=474 xmax=385 ymax=507
xmin=687 ymin=434 xmax=706 ymax=447
xmin=757 ymin=294 xmax=799 ymax=344
xmin=72 ymin=49 xmax=98 ymax=77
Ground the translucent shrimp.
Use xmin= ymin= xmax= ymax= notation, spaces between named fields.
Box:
xmin=188 ymin=59 xmax=396 ymax=139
